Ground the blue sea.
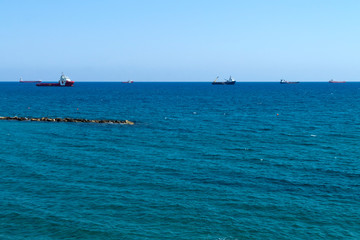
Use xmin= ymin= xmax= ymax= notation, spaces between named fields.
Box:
xmin=0 ymin=82 xmax=359 ymax=239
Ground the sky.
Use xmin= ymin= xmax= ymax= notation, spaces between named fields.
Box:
xmin=1 ymin=0 xmax=360 ymax=82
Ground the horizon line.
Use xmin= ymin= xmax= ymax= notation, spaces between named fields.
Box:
xmin=2 ymin=80 xmax=359 ymax=83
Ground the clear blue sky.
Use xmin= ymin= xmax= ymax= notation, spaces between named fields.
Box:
xmin=1 ymin=0 xmax=360 ymax=81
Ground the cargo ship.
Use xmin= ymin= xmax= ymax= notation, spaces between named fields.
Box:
xmin=36 ymin=73 xmax=74 ymax=87
xmin=212 ymin=76 xmax=236 ymax=85
xmin=280 ymin=79 xmax=299 ymax=84
xmin=329 ymin=79 xmax=346 ymax=83
xmin=19 ymin=77 xmax=42 ymax=83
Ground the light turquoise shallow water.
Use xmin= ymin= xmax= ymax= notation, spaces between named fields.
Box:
xmin=0 ymin=82 xmax=359 ymax=239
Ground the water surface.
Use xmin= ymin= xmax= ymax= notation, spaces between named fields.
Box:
xmin=0 ymin=82 xmax=359 ymax=239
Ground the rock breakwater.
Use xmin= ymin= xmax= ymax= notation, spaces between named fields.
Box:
xmin=0 ymin=116 xmax=134 ymax=125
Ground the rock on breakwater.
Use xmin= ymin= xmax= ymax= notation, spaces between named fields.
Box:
xmin=0 ymin=116 xmax=134 ymax=125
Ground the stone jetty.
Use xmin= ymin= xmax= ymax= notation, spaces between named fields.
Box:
xmin=0 ymin=116 xmax=134 ymax=125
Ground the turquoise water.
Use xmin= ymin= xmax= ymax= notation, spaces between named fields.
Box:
xmin=0 ymin=82 xmax=359 ymax=239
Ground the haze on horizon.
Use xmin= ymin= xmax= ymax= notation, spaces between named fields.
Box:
xmin=1 ymin=0 xmax=360 ymax=82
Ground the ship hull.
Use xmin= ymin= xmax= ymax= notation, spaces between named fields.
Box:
xmin=212 ymin=81 xmax=236 ymax=85
xmin=36 ymin=81 xmax=74 ymax=87
xmin=20 ymin=81 xmax=42 ymax=83
xmin=280 ymin=82 xmax=299 ymax=84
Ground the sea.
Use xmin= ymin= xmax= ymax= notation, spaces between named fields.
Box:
xmin=0 ymin=82 xmax=359 ymax=240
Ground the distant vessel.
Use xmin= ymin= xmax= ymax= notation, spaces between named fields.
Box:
xmin=36 ymin=73 xmax=74 ymax=87
xmin=280 ymin=79 xmax=299 ymax=84
xmin=329 ymin=79 xmax=346 ymax=83
xmin=212 ymin=76 xmax=236 ymax=85
xmin=19 ymin=77 xmax=41 ymax=83
xmin=122 ymin=80 xmax=134 ymax=83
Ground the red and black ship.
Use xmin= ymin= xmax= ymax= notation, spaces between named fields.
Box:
xmin=36 ymin=73 xmax=74 ymax=87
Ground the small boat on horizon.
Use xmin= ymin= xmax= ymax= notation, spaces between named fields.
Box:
xmin=329 ymin=79 xmax=346 ymax=83
xmin=212 ymin=76 xmax=236 ymax=85
xmin=36 ymin=73 xmax=74 ymax=87
xmin=280 ymin=79 xmax=299 ymax=84
xmin=19 ymin=77 xmax=42 ymax=83
xmin=122 ymin=80 xmax=134 ymax=83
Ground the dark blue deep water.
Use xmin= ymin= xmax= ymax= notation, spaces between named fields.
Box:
xmin=0 ymin=82 xmax=359 ymax=239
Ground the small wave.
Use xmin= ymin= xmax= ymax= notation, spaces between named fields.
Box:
xmin=223 ymin=147 xmax=253 ymax=151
